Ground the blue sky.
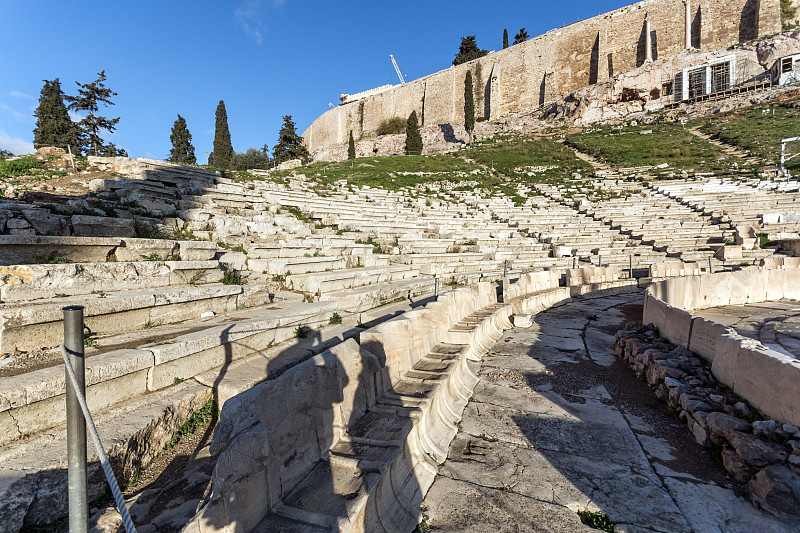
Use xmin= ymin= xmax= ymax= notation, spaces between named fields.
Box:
xmin=0 ymin=0 xmax=630 ymax=159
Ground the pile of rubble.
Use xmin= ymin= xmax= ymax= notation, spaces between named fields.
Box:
xmin=615 ymin=323 xmax=800 ymax=516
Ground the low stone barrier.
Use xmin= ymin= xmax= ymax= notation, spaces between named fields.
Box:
xmin=643 ymin=268 xmax=800 ymax=427
xmin=565 ymin=265 xmax=638 ymax=296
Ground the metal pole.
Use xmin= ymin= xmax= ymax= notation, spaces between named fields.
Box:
xmin=598 ymin=254 xmax=602 ymax=267
xmin=64 ymin=305 xmax=88 ymax=533
xmin=572 ymin=257 xmax=577 ymax=269
xmin=503 ymin=260 xmax=508 ymax=278
xmin=434 ymin=277 xmax=439 ymax=301
xmin=629 ymin=255 xmax=633 ymax=279
xmin=708 ymin=256 xmax=713 ymax=274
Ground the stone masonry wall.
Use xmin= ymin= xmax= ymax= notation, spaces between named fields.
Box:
xmin=303 ymin=0 xmax=781 ymax=152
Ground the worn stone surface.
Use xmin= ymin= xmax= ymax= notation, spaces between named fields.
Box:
xmin=422 ymin=293 xmax=797 ymax=532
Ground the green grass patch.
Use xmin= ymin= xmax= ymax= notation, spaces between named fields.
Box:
xmin=273 ymin=154 xmax=472 ymax=190
xmin=578 ymin=510 xmax=616 ymax=532
xmin=165 ymin=399 xmax=217 ymax=450
xmin=466 ymin=135 xmax=591 ymax=182
xmin=566 ymin=122 xmax=742 ymax=172
xmin=220 ymin=270 xmax=246 ymax=285
xmin=0 ymin=157 xmax=44 ymax=177
xmin=695 ymin=97 xmax=800 ymax=170
xmin=35 ymin=251 xmax=68 ymax=264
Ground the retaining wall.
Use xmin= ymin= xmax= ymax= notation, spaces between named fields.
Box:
xmin=303 ymin=0 xmax=781 ymax=152
xmin=643 ymin=268 xmax=800 ymax=426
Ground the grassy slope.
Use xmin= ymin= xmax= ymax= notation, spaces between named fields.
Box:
xmin=259 ymin=136 xmax=592 ymax=204
xmin=565 ymin=122 xmax=744 ymax=172
xmin=695 ymin=92 xmax=800 ymax=170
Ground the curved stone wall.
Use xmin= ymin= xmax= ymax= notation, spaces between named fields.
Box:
xmin=184 ymin=275 xmax=575 ymax=532
xmin=643 ymin=268 xmax=800 ymax=426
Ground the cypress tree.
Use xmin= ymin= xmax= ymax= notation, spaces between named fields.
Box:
xmin=347 ymin=130 xmax=356 ymax=159
xmin=67 ymin=71 xmax=120 ymax=156
xmin=503 ymin=29 xmax=509 ymax=49
xmin=453 ymin=36 xmax=488 ymax=66
xmin=464 ymin=71 xmax=475 ymax=145
xmin=404 ymin=111 xmax=422 ymax=155
xmin=272 ymin=115 xmax=309 ymax=164
xmin=513 ymin=28 xmax=529 ymax=45
xmin=212 ymin=100 xmax=233 ymax=169
xmin=168 ymin=114 xmax=196 ymax=165
xmin=33 ymin=79 xmax=79 ymax=152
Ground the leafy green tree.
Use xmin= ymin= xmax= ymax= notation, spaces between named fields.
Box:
xmin=405 ymin=110 xmax=422 ymax=155
xmin=231 ymin=146 xmax=270 ymax=170
xmin=211 ymin=100 xmax=233 ymax=169
xmin=513 ymin=28 xmax=529 ymax=45
xmin=464 ymin=71 xmax=475 ymax=145
xmin=453 ymin=36 xmax=488 ymax=66
xmin=272 ymin=115 xmax=309 ymax=164
xmin=348 ymin=130 xmax=356 ymax=159
xmin=67 ymin=71 xmax=121 ymax=156
xmin=33 ymin=79 xmax=79 ymax=151
xmin=168 ymin=114 xmax=196 ymax=165
xmin=503 ymin=29 xmax=509 ymax=49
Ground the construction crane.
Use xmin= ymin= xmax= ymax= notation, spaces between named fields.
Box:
xmin=390 ymin=54 xmax=405 ymax=85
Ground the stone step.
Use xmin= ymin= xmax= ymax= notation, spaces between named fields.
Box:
xmin=321 ymin=278 xmax=437 ymax=313
xmin=286 ymin=266 xmax=419 ymax=294
xmin=0 ymin=235 xmax=217 ymax=266
xmin=0 ymin=259 xmax=223 ymax=302
xmin=0 ymin=281 xmax=271 ymax=353
xmin=249 ymin=256 xmax=349 ymax=275
xmin=0 ymin=300 xmax=338 ymax=445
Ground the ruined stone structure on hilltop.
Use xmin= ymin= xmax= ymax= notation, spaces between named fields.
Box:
xmin=303 ymin=0 xmax=781 ymax=152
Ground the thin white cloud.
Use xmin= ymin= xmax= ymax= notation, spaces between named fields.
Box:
xmin=0 ymin=102 xmax=30 ymax=123
xmin=10 ymin=91 xmax=33 ymax=99
xmin=234 ymin=0 xmax=284 ymax=45
xmin=0 ymin=129 xmax=34 ymax=155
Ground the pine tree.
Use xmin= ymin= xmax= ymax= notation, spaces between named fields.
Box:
xmin=348 ymin=130 xmax=356 ymax=159
xmin=453 ymin=36 xmax=488 ymax=66
xmin=272 ymin=115 xmax=309 ymax=164
xmin=212 ymin=100 xmax=233 ymax=169
xmin=168 ymin=114 xmax=196 ymax=165
xmin=464 ymin=71 xmax=475 ymax=145
xmin=503 ymin=29 xmax=509 ymax=49
xmin=405 ymin=111 xmax=422 ymax=155
xmin=33 ymin=79 xmax=79 ymax=151
xmin=513 ymin=28 xmax=529 ymax=45
xmin=67 ymin=71 xmax=120 ymax=156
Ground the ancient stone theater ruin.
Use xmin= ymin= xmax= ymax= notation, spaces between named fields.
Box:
xmin=3 ymin=0 xmax=800 ymax=531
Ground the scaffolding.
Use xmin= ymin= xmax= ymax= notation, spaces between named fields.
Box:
xmin=710 ymin=62 xmax=731 ymax=93
xmin=688 ymin=67 xmax=707 ymax=100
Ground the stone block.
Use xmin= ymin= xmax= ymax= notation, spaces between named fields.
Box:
xmin=71 ymin=215 xmax=135 ymax=238
xmin=733 ymin=344 xmax=800 ymax=427
xmin=0 ymin=369 xmax=149 ymax=446
xmin=688 ymin=317 xmax=730 ymax=362
xmin=179 ymin=241 xmax=218 ymax=261
xmin=115 ymin=238 xmax=179 ymax=262
xmin=658 ymin=305 xmax=693 ymax=347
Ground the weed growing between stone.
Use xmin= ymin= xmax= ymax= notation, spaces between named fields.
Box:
xmin=329 ymin=312 xmax=343 ymax=325
xmin=220 ymin=270 xmax=246 ymax=285
xmin=577 ymin=510 xmax=616 ymax=531
xmin=165 ymin=399 xmax=216 ymax=451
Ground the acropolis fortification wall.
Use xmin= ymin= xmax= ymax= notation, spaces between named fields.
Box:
xmin=303 ymin=0 xmax=781 ymax=152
